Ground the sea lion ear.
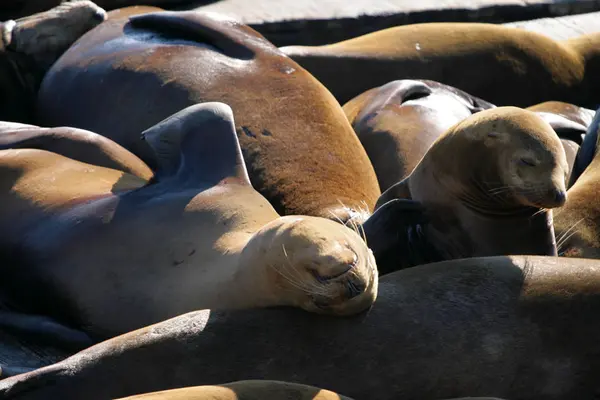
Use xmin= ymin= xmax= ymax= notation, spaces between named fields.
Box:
xmin=141 ymin=102 xmax=251 ymax=186
xmin=375 ymin=179 xmax=412 ymax=210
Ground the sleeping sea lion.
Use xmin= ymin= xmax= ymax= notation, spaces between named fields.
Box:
xmin=1 ymin=0 xmax=106 ymax=123
xmin=343 ymin=79 xmax=495 ymax=190
xmin=36 ymin=10 xmax=380 ymax=223
xmin=0 ymin=121 xmax=152 ymax=179
xmin=1 ymin=255 xmax=598 ymax=400
xmin=369 ymin=107 xmax=567 ymax=274
xmin=280 ymin=24 xmax=600 ymax=108
xmin=0 ymin=103 xmax=377 ymax=339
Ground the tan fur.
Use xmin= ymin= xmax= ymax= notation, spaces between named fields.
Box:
xmin=281 ymin=23 xmax=600 ymax=108
xmin=526 ymin=101 xmax=593 ymax=183
xmin=116 ymin=380 xmax=354 ymax=400
xmin=37 ymin=10 xmax=380 ymax=224
xmin=0 ymin=103 xmax=377 ymax=338
xmin=377 ymin=107 xmax=568 ymax=258
xmin=343 ymin=79 xmax=494 ymax=190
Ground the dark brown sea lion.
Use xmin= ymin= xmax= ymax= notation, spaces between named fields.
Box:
xmin=116 ymin=381 xmax=354 ymax=400
xmin=343 ymin=79 xmax=495 ymax=190
xmin=36 ymin=10 xmax=380 ymax=223
xmin=280 ymin=24 xmax=600 ymax=108
xmin=1 ymin=255 xmax=598 ymax=400
xmin=368 ymin=107 xmax=567 ymax=274
xmin=0 ymin=121 xmax=152 ymax=179
xmin=0 ymin=1 xmax=106 ymax=123
xmin=0 ymin=103 xmax=377 ymax=339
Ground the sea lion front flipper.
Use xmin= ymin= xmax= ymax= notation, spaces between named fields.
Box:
xmin=374 ymin=178 xmax=412 ymax=210
xmin=141 ymin=102 xmax=250 ymax=186
xmin=0 ymin=311 xmax=94 ymax=352
xmin=570 ymin=107 xmax=600 ymax=186
xmin=361 ymin=199 xmax=437 ymax=275
xmin=128 ymin=11 xmax=256 ymax=60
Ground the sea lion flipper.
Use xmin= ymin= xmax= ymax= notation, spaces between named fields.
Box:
xmin=128 ymin=11 xmax=255 ymax=59
xmin=362 ymin=198 xmax=433 ymax=274
xmin=374 ymin=179 xmax=412 ymax=210
xmin=141 ymin=102 xmax=251 ymax=186
xmin=570 ymin=107 xmax=600 ymax=186
xmin=0 ymin=310 xmax=94 ymax=352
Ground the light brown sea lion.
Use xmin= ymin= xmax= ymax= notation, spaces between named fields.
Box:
xmin=1 ymin=255 xmax=599 ymax=400
xmin=0 ymin=103 xmax=377 ymax=339
xmin=280 ymin=24 xmax=600 ymax=108
xmin=343 ymin=79 xmax=495 ymax=191
xmin=36 ymin=10 xmax=380 ymax=224
xmin=369 ymin=107 xmax=567 ymax=274
xmin=553 ymin=108 xmax=600 ymax=258
xmin=526 ymin=101 xmax=594 ymax=184
xmin=0 ymin=121 xmax=152 ymax=179
xmin=116 ymin=381 xmax=354 ymax=400
xmin=0 ymin=1 xmax=106 ymax=123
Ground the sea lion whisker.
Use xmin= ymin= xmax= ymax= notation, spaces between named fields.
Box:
xmin=556 ymin=218 xmax=585 ymax=252
xmin=280 ymin=245 xmax=330 ymax=296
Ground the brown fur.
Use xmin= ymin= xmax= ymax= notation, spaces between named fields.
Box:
xmin=526 ymin=101 xmax=594 ymax=183
xmin=376 ymin=107 xmax=568 ymax=259
xmin=280 ymin=23 xmax=600 ymax=108
xmin=116 ymin=381 xmax=354 ymax=400
xmin=0 ymin=0 xmax=105 ymax=123
xmin=2 ymin=256 xmax=600 ymax=400
xmin=553 ymin=108 xmax=600 ymax=258
xmin=343 ymin=79 xmax=495 ymax=191
xmin=0 ymin=121 xmax=152 ymax=179
xmin=36 ymin=10 xmax=380 ymax=223
xmin=0 ymin=103 xmax=377 ymax=339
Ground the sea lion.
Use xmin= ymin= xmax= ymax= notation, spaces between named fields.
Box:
xmin=553 ymin=109 xmax=600 ymax=258
xmin=343 ymin=79 xmax=495 ymax=190
xmin=369 ymin=107 xmax=567 ymax=274
xmin=1 ymin=0 xmax=185 ymax=21
xmin=116 ymin=381 xmax=354 ymax=400
xmin=280 ymin=24 xmax=600 ymax=108
xmin=0 ymin=103 xmax=377 ymax=339
xmin=1 ymin=255 xmax=599 ymax=400
xmin=526 ymin=101 xmax=594 ymax=184
xmin=0 ymin=121 xmax=152 ymax=179
xmin=0 ymin=0 xmax=106 ymax=123
xmin=36 ymin=10 xmax=380 ymax=223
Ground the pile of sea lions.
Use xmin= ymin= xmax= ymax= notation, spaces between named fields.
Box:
xmin=1 ymin=1 xmax=600 ymax=399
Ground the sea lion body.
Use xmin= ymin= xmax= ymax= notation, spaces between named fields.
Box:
xmin=0 ymin=1 xmax=106 ymax=123
xmin=370 ymin=107 xmax=567 ymax=273
xmin=343 ymin=79 xmax=495 ymax=190
xmin=36 ymin=10 xmax=380 ymax=223
xmin=553 ymin=109 xmax=600 ymax=258
xmin=2 ymin=255 xmax=599 ymax=400
xmin=0 ymin=121 xmax=152 ymax=179
xmin=280 ymin=23 xmax=600 ymax=108
xmin=0 ymin=103 xmax=377 ymax=339
xmin=116 ymin=381 xmax=354 ymax=400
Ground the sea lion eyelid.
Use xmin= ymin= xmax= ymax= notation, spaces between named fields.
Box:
xmin=487 ymin=131 xmax=500 ymax=138
xmin=520 ymin=158 xmax=537 ymax=167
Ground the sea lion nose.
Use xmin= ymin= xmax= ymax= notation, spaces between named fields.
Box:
xmin=93 ymin=9 xmax=107 ymax=22
xmin=552 ymin=189 xmax=567 ymax=206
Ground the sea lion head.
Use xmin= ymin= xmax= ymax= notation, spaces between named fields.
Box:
xmin=3 ymin=0 xmax=106 ymax=71
xmin=449 ymin=106 xmax=568 ymax=210
xmin=241 ymin=215 xmax=378 ymax=316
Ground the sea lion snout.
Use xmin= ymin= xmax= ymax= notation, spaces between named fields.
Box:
xmin=546 ymin=187 xmax=567 ymax=208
